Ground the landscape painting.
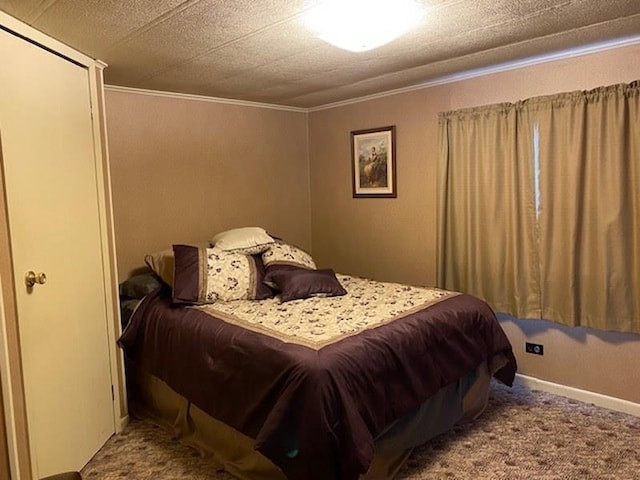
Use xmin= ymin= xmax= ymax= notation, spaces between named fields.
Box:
xmin=351 ymin=125 xmax=396 ymax=198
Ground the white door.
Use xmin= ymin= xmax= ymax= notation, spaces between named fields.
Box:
xmin=0 ymin=28 xmax=114 ymax=478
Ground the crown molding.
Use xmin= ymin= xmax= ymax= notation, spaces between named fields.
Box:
xmin=104 ymin=85 xmax=308 ymax=113
xmin=309 ymin=35 xmax=640 ymax=112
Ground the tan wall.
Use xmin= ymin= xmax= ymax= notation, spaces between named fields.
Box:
xmin=308 ymin=44 xmax=640 ymax=403
xmin=105 ymin=91 xmax=311 ymax=281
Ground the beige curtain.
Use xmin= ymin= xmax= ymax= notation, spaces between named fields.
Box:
xmin=438 ymin=81 xmax=640 ymax=333
xmin=437 ymin=104 xmax=541 ymax=319
xmin=519 ymin=82 xmax=640 ymax=332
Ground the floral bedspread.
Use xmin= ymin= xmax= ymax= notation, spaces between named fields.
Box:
xmin=197 ymin=275 xmax=459 ymax=349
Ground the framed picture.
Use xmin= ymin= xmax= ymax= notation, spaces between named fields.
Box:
xmin=351 ymin=125 xmax=396 ymax=198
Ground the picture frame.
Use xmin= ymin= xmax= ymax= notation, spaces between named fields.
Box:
xmin=351 ymin=125 xmax=396 ymax=198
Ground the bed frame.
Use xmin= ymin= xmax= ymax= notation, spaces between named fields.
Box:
xmin=126 ymin=353 xmax=507 ymax=480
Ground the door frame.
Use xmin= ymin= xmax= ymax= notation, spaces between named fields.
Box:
xmin=0 ymin=11 xmax=127 ymax=479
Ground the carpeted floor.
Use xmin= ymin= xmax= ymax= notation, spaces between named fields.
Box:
xmin=80 ymin=381 xmax=640 ymax=480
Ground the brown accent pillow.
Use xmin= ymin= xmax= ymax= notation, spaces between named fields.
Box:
xmin=263 ymin=264 xmax=302 ymax=288
xmin=119 ymin=273 xmax=163 ymax=299
xmin=268 ymin=267 xmax=347 ymax=302
xmin=172 ymin=245 xmax=273 ymax=304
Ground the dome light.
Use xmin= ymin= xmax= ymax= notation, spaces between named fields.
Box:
xmin=302 ymin=0 xmax=425 ymax=53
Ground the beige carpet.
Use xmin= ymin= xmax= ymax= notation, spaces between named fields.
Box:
xmin=81 ymin=381 xmax=640 ymax=480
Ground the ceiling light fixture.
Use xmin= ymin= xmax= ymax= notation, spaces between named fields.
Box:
xmin=302 ymin=0 xmax=425 ymax=53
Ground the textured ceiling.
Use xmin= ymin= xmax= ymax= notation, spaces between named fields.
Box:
xmin=1 ymin=0 xmax=639 ymax=108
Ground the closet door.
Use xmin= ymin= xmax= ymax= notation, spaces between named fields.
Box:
xmin=0 ymin=28 xmax=114 ymax=477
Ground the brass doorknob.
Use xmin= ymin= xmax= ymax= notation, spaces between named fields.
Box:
xmin=25 ymin=271 xmax=47 ymax=287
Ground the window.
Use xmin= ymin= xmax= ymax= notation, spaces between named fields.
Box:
xmin=438 ymin=81 xmax=640 ymax=333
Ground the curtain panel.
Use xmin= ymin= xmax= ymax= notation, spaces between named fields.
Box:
xmin=437 ymin=103 xmax=540 ymax=319
xmin=437 ymin=81 xmax=640 ymax=333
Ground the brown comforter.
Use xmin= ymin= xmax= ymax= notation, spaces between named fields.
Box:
xmin=119 ymin=283 xmax=516 ymax=480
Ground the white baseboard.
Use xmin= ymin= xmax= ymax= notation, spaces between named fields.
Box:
xmin=515 ymin=374 xmax=640 ymax=417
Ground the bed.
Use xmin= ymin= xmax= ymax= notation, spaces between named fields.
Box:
xmin=118 ymin=234 xmax=517 ymax=480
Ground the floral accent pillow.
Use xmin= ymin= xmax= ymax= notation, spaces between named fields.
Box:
xmin=261 ymin=242 xmax=316 ymax=270
xmin=172 ymin=245 xmax=273 ymax=304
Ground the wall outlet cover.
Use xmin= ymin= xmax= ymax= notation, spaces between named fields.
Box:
xmin=525 ymin=342 xmax=544 ymax=355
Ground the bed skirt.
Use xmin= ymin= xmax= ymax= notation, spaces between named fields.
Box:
xmin=126 ymin=354 xmax=506 ymax=480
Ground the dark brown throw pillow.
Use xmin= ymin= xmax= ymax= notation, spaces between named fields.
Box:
xmin=119 ymin=272 xmax=163 ymax=299
xmin=269 ymin=267 xmax=347 ymax=302
xmin=263 ymin=264 xmax=302 ymax=288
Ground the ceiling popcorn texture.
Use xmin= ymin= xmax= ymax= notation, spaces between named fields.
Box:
xmin=1 ymin=0 xmax=639 ymax=108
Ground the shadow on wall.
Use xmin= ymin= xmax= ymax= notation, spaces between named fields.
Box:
xmin=496 ymin=313 xmax=639 ymax=346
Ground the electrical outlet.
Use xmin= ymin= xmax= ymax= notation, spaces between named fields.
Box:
xmin=525 ymin=342 xmax=544 ymax=355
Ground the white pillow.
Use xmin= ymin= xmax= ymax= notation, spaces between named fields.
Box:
xmin=211 ymin=227 xmax=275 ymax=254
